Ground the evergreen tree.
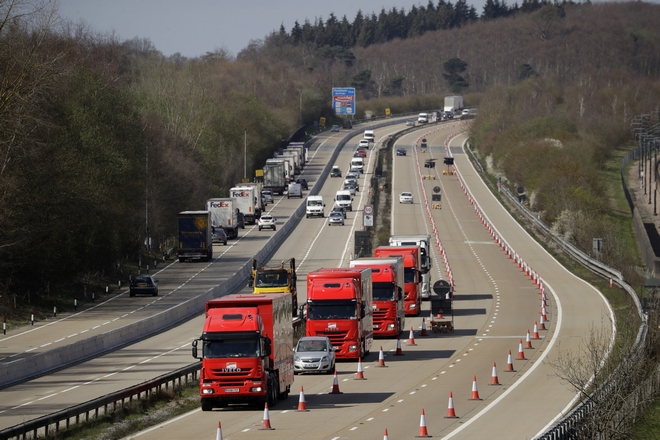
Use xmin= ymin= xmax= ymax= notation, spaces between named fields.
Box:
xmin=443 ymin=57 xmax=469 ymax=92
xmin=291 ymin=20 xmax=303 ymax=44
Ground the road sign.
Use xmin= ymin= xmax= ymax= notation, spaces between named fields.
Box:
xmin=364 ymin=205 xmax=374 ymax=215
xmin=363 ymin=214 xmax=373 ymax=227
xmin=332 ymin=88 xmax=356 ymax=115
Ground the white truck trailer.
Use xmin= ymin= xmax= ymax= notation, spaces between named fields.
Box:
xmin=389 ymin=235 xmax=433 ymax=299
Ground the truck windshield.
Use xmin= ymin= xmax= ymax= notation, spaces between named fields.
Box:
xmin=373 ymin=282 xmax=395 ymax=300
xmin=404 ymin=268 xmax=416 ymax=284
xmin=255 ymin=272 xmax=288 ymax=288
xmin=307 ymin=300 xmax=356 ymax=320
xmin=202 ymin=333 xmax=260 ymax=358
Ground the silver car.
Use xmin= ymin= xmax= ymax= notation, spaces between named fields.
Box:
xmin=294 ymin=336 xmax=336 ymax=374
xmin=328 ymin=211 xmax=345 ymax=226
xmin=262 ymin=189 xmax=273 ymax=204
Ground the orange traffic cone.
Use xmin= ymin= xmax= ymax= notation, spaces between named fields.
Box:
xmin=330 ymin=370 xmax=343 ymax=394
xmin=525 ymin=330 xmax=533 ymax=349
xmin=408 ymin=326 xmax=417 ymax=346
xmin=436 ymin=308 xmax=443 ymax=319
xmin=542 ymin=305 xmax=549 ymax=322
xmin=416 ymin=408 xmax=431 ymax=437
xmin=394 ymin=337 xmax=404 ymax=356
xmin=377 ymin=346 xmax=387 ymax=367
xmin=490 ymin=362 xmax=501 ymax=385
xmin=297 ymin=386 xmax=309 ymax=411
xmin=216 ymin=422 xmax=223 ymax=440
xmin=259 ymin=402 xmax=274 ymax=430
xmin=445 ymin=392 xmax=458 ymax=418
xmin=421 ymin=318 xmax=428 ymax=336
xmin=517 ymin=339 xmax=526 ymax=360
xmin=539 ymin=314 xmax=546 ymax=330
xmin=355 ymin=357 xmax=366 ymax=380
xmin=469 ymin=375 xmax=482 ymax=400
xmin=506 ymin=350 xmax=516 ymax=372
xmin=384 ymin=428 xmax=389 ymax=440
xmin=533 ymin=321 xmax=540 ymax=339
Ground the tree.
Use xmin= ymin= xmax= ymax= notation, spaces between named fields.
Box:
xmin=442 ymin=57 xmax=469 ymax=92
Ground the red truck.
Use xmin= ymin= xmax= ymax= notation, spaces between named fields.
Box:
xmin=349 ymin=257 xmax=405 ymax=338
xmin=304 ymin=268 xmax=373 ymax=359
xmin=192 ymin=293 xmax=294 ymax=411
xmin=374 ymin=246 xmax=421 ymax=316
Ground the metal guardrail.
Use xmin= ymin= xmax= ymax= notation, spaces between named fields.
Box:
xmin=0 ymin=363 xmax=200 ymax=440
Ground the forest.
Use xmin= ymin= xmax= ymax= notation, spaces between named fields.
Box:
xmin=1 ymin=0 xmax=659 ymax=315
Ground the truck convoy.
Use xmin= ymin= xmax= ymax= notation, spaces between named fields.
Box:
xmin=349 ymin=257 xmax=405 ymax=338
xmin=279 ymin=149 xmax=301 ymax=175
xmin=373 ymin=246 xmax=421 ymax=316
xmin=206 ymin=198 xmax=241 ymax=239
xmin=286 ymin=142 xmax=307 ymax=168
xmin=192 ymin=293 xmax=294 ymax=410
xmin=230 ymin=185 xmax=260 ymax=225
xmin=263 ymin=159 xmax=288 ymax=195
xmin=249 ymin=258 xmax=298 ymax=317
xmin=444 ymin=95 xmax=464 ymax=118
xmin=389 ymin=235 xmax=432 ymax=299
xmin=303 ymin=268 xmax=373 ymax=359
xmin=177 ymin=211 xmax=213 ymax=262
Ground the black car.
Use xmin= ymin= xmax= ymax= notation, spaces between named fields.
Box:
xmin=129 ymin=275 xmax=158 ymax=297
xmin=331 ymin=205 xmax=347 ymax=219
xmin=212 ymin=227 xmax=228 ymax=245
xmin=296 ymin=178 xmax=309 ymax=190
xmin=342 ymin=120 xmax=353 ymax=129
xmin=330 ymin=167 xmax=342 ymax=178
xmin=396 ymin=148 xmax=407 ymax=156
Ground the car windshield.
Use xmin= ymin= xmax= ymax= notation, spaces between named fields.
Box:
xmin=309 ymin=200 xmax=323 ymax=206
xmin=402 ymin=193 xmax=412 ymax=197
xmin=337 ymin=194 xmax=350 ymax=201
xmin=297 ymin=340 xmax=329 ymax=352
xmin=261 ymin=216 xmax=272 ymax=221
xmin=203 ymin=333 xmax=260 ymax=358
xmin=255 ymin=272 xmax=288 ymax=287
xmin=307 ymin=301 xmax=357 ymax=320
xmin=330 ymin=212 xmax=342 ymax=218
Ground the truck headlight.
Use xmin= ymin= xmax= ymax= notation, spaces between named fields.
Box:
xmin=387 ymin=324 xmax=395 ymax=330
xmin=410 ymin=304 xmax=417 ymax=309
xmin=202 ymin=389 xmax=214 ymax=395
xmin=349 ymin=345 xmax=357 ymax=352
xmin=250 ymin=386 xmax=263 ymax=392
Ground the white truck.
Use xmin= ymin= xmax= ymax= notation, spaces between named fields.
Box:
xmin=287 ymin=143 xmax=306 ymax=168
xmin=230 ymin=186 xmax=259 ymax=225
xmin=280 ymin=150 xmax=301 ymax=175
xmin=207 ymin=198 xmax=241 ymax=239
xmin=241 ymin=181 xmax=265 ymax=214
xmin=264 ymin=159 xmax=288 ymax=194
xmin=389 ymin=235 xmax=433 ymax=299
xmin=275 ymin=154 xmax=296 ymax=182
xmin=306 ymin=195 xmax=325 ymax=218
xmin=335 ymin=190 xmax=353 ymax=211
xmin=417 ymin=113 xmax=429 ymax=124
xmin=443 ymin=96 xmax=464 ymax=119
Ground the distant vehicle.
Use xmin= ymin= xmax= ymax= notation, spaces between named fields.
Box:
xmin=178 ymin=211 xmax=213 ymax=261
xmin=420 ymin=139 xmax=427 ymax=149
xmin=335 ymin=189 xmax=353 ymax=211
xmin=294 ymin=336 xmax=336 ymax=374
xmin=258 ymin=214 xmax=277 ymax=231
xmin=130 ymin=275 xmax=158 ymax=297
xmin=350 ymin=157 xmax=364 ymax=173
xmin=406 ymin=119 xmax=416 ymax=126
xmin=262 ymin=189 xmax=274 ymax=204
xmin=296 ymin=178 xmax=309 ymax=190
xmin=212 ymin=227 xmax=228 ymax=245
xmin=356 ymin=148 xmax=367 ymax=158
xmin=287 ymin=183 xmax=303 ymax=199
xmin=399 ymin=192 xmax=414 ymax=204
xmin=331 ymin=204 xmax=347 ymax=218
xmin=396 ymin=148 xmax=407 ymax=156
xmin=306 ymin=195 xmax=325 ymax=218
xmin=417 ymin=113 xmax=428 ymax=123
xmin=444 ymin=111 xmax=453 ymax=119
xmin=328 ymin=211 xmax=345 ymax=226
xmin=444 ymin=95 xmax=464 ymax=118
xmin=358 ymin=139 xmax=370 ymax=149
xmin=330 ymin=166 xmax=342 ymax=178
xmin=344 ymin=182 xmax=357 ymax=195
xmin=342 ymin=120 xmax=353 ymax=129
xmin=363 ymin=130 xmax=375 ymax=143
xmin=330 ymin=125 xmax=340 ymax=132
xmin=462 ymin=109 xmax=470 ymax=115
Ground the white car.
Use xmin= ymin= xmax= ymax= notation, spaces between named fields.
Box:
xmin=258 ymin=214 xmax=276 ymax=231
xmin=399 ymin=192 xmax=413 ymax=204
xmin=358 ymin=139 xmax=370 ymax=149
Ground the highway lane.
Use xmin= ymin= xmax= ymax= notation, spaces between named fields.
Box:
xmin=0 ymin=122 xmax=409 ymax=429
xmin=125 ymin=121 xmax=614 ymax=440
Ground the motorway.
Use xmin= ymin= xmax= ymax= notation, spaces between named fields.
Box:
xmin=0 ymin=120 xmax=613 ymax=439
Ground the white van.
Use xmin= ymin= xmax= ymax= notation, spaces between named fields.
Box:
xmin=287 ymin=183 xmax=302 ymax=199
xmin=418 ymin=113 xmax=428 ymax=123
xmin=363 ymin=130 xmax=375 ymax=143
xmin=306 ymin=195 xmax=325 ymax=218
xmin=351 ymin=157 xmax=364 ymax=173
xmin=335 ymin=190 xmax=353 ymax=211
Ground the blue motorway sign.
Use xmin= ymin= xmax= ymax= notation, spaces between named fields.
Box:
xmin=332 ymin=87 xmax=356 ymax=115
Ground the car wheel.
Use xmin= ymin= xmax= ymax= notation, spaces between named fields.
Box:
xmin=129 ymin=292 xmax=135 ymax=297
xmin=273 ymin=226 xmax=276 ymax=231
xmin=259 ymin=226 xmax=262 ymax=231
xmin=153 ymin=291 xmax=158 ymax=296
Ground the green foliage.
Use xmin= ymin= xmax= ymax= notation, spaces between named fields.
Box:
xmin=443 ymin=57 xmax=470 ymax=93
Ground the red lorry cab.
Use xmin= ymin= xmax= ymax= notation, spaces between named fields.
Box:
xmin=373 ymin=246 xmax=421 ymax=316
xmin=305 ymin=268 xmax=373 ymax=359
xmin=349 ymin=258 xmax=405 ymax=337
xmin=192 ymin=293 xmax=293 ymax=411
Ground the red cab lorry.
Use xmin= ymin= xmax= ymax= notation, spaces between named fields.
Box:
xmin=192 ymin=293 xmax=294 ymax=410
xmin=304 ymin=268 xmax=373 ymax=359
xmin=373 ymin=246 xmax=421 ymax=316
xmin=349 ymin=257 xmax=405 ymax=338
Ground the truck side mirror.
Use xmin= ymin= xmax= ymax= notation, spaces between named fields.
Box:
xmin=299 ymin=305 xmax=306 ymax=321
xmin=192 ymin=339 xmax=200 ymax=359
xmin=248 ymin=278 xmax=253 ymax=288
xmin=360 ymin=303 xmax=366 ymax=318
xmin=263 ymin=336 xmax=272 ymax=357
xmin=429 ymin=257 xmax=432 ymax=268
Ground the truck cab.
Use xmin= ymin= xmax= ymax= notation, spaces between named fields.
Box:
xmin=306 ymin=195 xmax=325 ymax=218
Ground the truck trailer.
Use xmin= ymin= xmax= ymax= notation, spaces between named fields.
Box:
xmin=443 ymin=95 xmax=464 ymax=118
xmin=389 ymin=235 xmax=433 ymax=299
xmin=374 ymin=246 xmax=421 ymax=316
xmin=177 ymin=211 xmax=213 ymax=262
xmin=264 ymin=159 xmax=288 ymax=195
xmin=304 ymin=268 xmax=373 ymax=359
xmin=230 ymin=186 xmax=259 ymax=225
xmin=192 ymin=293 xmax=294 ymax=410
xmin=206 ymin=198 xmax=241 ymax=239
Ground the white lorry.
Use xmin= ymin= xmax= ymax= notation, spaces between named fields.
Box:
xmin=306 ymin=195 xmax=325 ymax=218
xmin=280 ymin=150 xmax=301 ymax=175
xmin=417 ymin=113 xmax=429 ymax=124
xmin=230 ymin=186 xmax=259 ymax=225
xmin=206 ymin=198 xmax=241 ymax=239
xmin=287 ymin=142 xmax=307 ymax=166
xmin=275 ymin=154 xmax=296 ymax=182
xmin=265 ymin=158 xmax=291 ymax=192
xmin=389 ymin=235 xmax=433 ymax=299
xmin=443 ymin=96 xmax=464 ymax=119
xmin=335 ymin=190 xmax=353 ymax=211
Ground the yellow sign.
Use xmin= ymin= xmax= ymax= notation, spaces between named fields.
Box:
xmin=319 ymin=117 xmax=326 ymax=127
xmin=385 ymin=108 xmax=391 ymax=116
xmin=255 ymin=169 xmax=264 ymax=177
xmin=242 ymin=178 xmax=250 ymax=183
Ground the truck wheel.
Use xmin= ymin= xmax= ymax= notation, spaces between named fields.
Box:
xmin=178 ymin=258 xmax=185 ymax=263
xmin=273 ymin=226 xmax=276 ymax=231
xmin=129 ymin=291 xmax=135 ymax=297
xmin=201 ymin=398 xmax=213 ymax=412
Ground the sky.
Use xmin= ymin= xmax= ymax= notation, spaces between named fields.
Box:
xmin=57 ymin=0 xmax=492 ymax=58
